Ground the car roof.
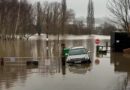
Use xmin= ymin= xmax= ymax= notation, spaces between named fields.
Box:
xmin=71 ymin=46 xmax=86 ymax=49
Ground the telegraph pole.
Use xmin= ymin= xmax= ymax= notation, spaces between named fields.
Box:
xmin=61 ymin=0 xmax=67 ymax=65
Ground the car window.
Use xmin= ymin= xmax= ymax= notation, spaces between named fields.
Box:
xmin=69 ymin=48 xmax=87 ymax=55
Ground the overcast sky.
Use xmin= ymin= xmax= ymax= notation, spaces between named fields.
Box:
xmin=29 ymin=0 xmax=109 ymax=18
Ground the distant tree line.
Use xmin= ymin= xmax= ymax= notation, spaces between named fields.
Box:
xmin=0 ymin=0 xmax=116 ymax=40
xmin=95 ymin=22 xmax=117 ymax=35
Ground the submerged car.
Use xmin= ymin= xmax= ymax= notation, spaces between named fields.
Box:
xmin=66 ymin=47 xmax=91 ymax=64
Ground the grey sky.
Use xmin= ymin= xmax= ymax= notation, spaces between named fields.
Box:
xmin=29 ymin=0 xmax=109 ymax=18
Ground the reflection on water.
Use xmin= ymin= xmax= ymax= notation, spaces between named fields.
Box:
xmin=68 ymin=64 xmax=91 ymax=74
xmin=0 ymin=66 xmax=28 ymax=90
xmin=0 ymin=39 xmax=95 ymax=62
xmin=0 ymin=38 xmax=129 ymax=90
xmin=111 ymin=52 xmax=130 ymax=82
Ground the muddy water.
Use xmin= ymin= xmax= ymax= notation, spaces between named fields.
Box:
xmin=0 ymin=38 xmax=129 ymax=90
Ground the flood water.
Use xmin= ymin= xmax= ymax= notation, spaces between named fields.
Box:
xmin=0 ymin=35 xmax=130 ymax=90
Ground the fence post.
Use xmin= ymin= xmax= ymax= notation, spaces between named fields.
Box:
xmin=0 ymin=57 xmax=4 ymax=66
xmin=61 ymin=43 xmax=66 ymax=66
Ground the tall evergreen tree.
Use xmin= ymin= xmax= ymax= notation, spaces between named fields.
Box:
xmin=87 ymin=0 xmax=95 ymax=34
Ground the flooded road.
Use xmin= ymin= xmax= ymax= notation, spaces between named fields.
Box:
xmin=0 ymin=35 xmax=129 ymax=90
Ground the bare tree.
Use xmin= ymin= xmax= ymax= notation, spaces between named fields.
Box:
xmin=0 ymin=0 xmax=34 ymax=40
xmin=0 ymin=0 xmax=19 ymax=39
xmin=0 ymin=0 xmax=75 ymax=40
xmin=44 ymin=2 xmax=61 ymax=35
xmin=43 ymin=2 xmax=53 ymax=38
xmin=108 ymin=0 xmax=130 ymax=32
xmin=41 ymin=1 xmax=74 ymax=35
xmin=36 ymin=2 xmax=42 ymax=36
xmin=87 ymin=0 xmax=95 ymax=34
xmin=14 ymin=0 xmax=21 ymax=37
xmin=19 ymin=0 xmax=34 ymax=39
xmin=52 ymin=2 xmax=62 ymax=34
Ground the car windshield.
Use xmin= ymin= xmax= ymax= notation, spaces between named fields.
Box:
xmin=69 ymin=48 xmax=87 ymax=55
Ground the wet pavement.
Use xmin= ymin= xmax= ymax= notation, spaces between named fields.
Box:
xmin=0 ymin=36 xmax=129 ymax=90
